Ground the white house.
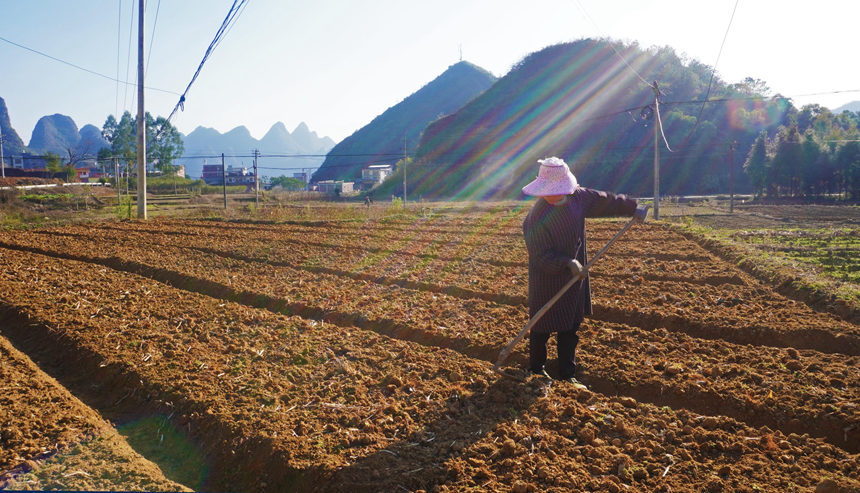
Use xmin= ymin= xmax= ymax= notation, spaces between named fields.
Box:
xmin=361 ymin=164 xmax=393 ymax=188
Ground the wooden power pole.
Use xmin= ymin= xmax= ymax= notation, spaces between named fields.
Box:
xmin=136 ymin=0 xmax=147 ymax=219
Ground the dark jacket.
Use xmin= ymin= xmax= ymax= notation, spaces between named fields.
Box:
xmin=522 ymin=187 xmax=637 ymax=333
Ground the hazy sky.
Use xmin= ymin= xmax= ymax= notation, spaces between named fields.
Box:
xmin=1 ymin=0 xmax=858 ymax=145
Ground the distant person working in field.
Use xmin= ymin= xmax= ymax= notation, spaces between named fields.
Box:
xmin=522 ymin=157 xmax=646 ymax=389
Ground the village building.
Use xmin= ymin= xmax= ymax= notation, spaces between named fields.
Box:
xmin=317 ymin=180 xmax=354 ymax=195
xmin=360 ymin=164 xmax=393 ymax=189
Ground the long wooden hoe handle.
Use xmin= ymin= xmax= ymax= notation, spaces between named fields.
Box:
xmin=493 ymin=215 xmax=640 ymax=370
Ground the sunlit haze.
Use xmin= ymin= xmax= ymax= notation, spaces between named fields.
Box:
xmin=2 ymin=0 xmax=858 ymax=144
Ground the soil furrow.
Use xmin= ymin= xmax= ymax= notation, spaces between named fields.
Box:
xmin=1 ymin=220 xmax=858 ymax=492
xmin=2 ymin=243 xmax=856 ymax=453
xmin=4 ymin=236 xmax=853 ymax=357
xmin=590 ymin=304 xmax=860 ymax=355
xmin=0 ymin=327 xmax=191 ymax=491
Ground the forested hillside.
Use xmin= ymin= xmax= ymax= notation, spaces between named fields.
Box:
xmin=390 ymin=39 xmax=803 ymax=200
xmin=311 ymin=61 xmax=496 ymax=183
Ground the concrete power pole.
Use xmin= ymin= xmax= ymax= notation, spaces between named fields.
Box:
xmin=115 ymin=157 xmax=120 ymax=205
xmin=253 ymin=149 xmax=259 ymax=208
xmin=651 ymin=81 xmax=661 ymax=221
xmin=402 ymin=134 xmax=407 ymax=206
xmin=136 ymin=0 xmax=147 ymax=219
xmin=0 ymin=125 xmax=5 ymax=178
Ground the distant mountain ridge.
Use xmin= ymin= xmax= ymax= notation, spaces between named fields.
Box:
xmin=179 ymin=122 xmax=335 ymax=178
xmin=833 ymin=101 xmax=860 ymax=113
xmin=23 ymin=114 xmax=108 ymax=158
xmin=0 ymin=96 xmax=27 ymax=156
xmin=0 ymin=94 xmax=331 ymax=176
xmin=311 ymin=61 xmax=497 ymax=183
xmin=29 ymin=114 xmax=80 ymax=153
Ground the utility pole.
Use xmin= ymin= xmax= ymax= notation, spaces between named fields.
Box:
xmin=136 ymin=0 xmax=147 ymax=219
xmin=402 ymin=134 xmax=407 ymax=206
xmin=651 ymin=81 xmax=660 ymax=221
xmin=729 ymin=140 xmax=736 ymax=214
xmin=253 ymin=149 xmax=259 ymax=208
xmin=0 ymin=124 xmax=5 ymax=178
xmin=222 ymin=152 xmax=227 ymax=209
xmin=115 ymin=157 xmax=120 ymax=205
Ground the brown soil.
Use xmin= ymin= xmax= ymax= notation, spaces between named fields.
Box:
xmin=0 ymin=211 xmax=858 ymax=492
xmin=0 ymin=331 xmax=188 ymax=491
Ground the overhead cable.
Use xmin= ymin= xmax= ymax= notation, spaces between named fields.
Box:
xmin=115 ymin=0 xmax=123 ymax=117
xmin=145 ymin=0 xmax=163 ymax=78
xmin=573 ymin=0 xmax=651 ymax=88
xmin=159 ymin=0 xmax=250 ymax=132
xmin=0 ymin=35 xmax=179 ymax=95
xmin=123 ymin=0 xmax=135 ymax=111
xmin=677 ymin=0 xmax=740 ymax=148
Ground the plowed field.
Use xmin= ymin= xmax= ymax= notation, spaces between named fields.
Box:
xmin=0 ymin=207 xmax=857 ymax=492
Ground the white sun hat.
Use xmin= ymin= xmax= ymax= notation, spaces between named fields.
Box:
xmin=521 ymin=157 xmax=579 ymax=196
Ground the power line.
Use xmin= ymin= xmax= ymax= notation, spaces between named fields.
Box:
xmin=212 ymin=0 xmax=250 ymax=52
xmin=0 ymin=35 xmax=179 ymax=96
xmin=573 ymin=0 xmax=650 ymax=88
xmin=653 ymin=82 xmax=674 ymax=152
xmin=177 ymin=152 xmax=403 ymax=159
xmin=159 ymin=0 xmax=250 ymax=132
xmin=123 ymin=0 xmax=135 ymax=111
xmin=115 ymin=0 xmax=123 ymax=118
xmin=679 ymin=0 xmax=740 ymax=148
xmin=145 ymin=0 xmax=163 ymax=78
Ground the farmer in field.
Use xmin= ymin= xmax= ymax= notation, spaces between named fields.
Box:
xmin=522 ymin=157 xmax=646 ymax=389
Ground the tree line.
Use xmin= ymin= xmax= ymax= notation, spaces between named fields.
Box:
xmin=744 ymin=104 xmax=859 ymax=199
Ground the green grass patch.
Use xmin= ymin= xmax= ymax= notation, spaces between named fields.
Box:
xmin=672 ymin=218 xmax=859 ymax=308
xmin=20 ymin=193 xmax=75 ymax=202
xmin=728 ymin=228 xmax=860 ymax=284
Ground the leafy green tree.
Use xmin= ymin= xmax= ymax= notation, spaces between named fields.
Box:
xmin=43 ymin=151 xmax=77 ymax=182
xmin=44 ymin=152 xmax=62 ymax=174
xmin=801 ymin=133 xmax=823 ymax=196
xmin=146 ymin=114 xmax=185 ymax=172
xmin=744 ymin=131 xmax=769 ymax=197
xmin=730 ymin=77 xmax=771 ymax=97
xmin=770 ymin=126 xmax=804 ymax=196
xmin=101 ymin=111 xmax=184 ymax=173
xmin=835 ymin=141 xmax=860 ymax=199
xmin=269 ymin=176 xmax=306 ymax=191
xmin=102 ymin=112 xmax=136 ymax=163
